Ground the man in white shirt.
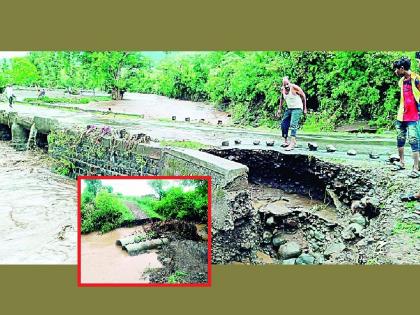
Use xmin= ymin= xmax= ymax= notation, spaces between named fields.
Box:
xmin=275 ymin=77 xmax=307 ymax=151
xmin=5 ymin=84 xmax=15 ymax=108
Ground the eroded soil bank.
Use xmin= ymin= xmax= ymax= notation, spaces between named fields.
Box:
xmin=204 ymin=148 xmax=420 ymax=265
xmin=81 ymin=221 xmax=208 ymax=284
xmin=0 ymin=141 xmax=76 ymax=264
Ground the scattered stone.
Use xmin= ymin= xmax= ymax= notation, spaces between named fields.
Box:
xmin=341 ymin=223 xmax=364 ymax=240
xmin=234 ymin=139 xmax=241 ymax=145
xmin=217 ymin=120 xmax=223 ymax=125
xmin=310 ymin=243 xmax=320 ymax=252
xmin=253 ymin=140 xmax=260 ymax=145
xmin=296 ymin=253 xmax=315 ymax=265
xmin=313 ymin=230 xmax=325 ymax=241
xmin=171 ymin=116 xmax=176 ymax=121
xmin=326 ymin=144 xmax=337 ymax=152
xmin=262 ymin=231 xmax=273 ymax=244
xmin=282 ymin=258 xmax=296 ymax=265
xmin=278 ymin=242 xmax=302 ymax=259
xmin=221 ymin=141 xmax=229 ymax=147
xmin=199 ymin=118 xmax=205 ymax=123
xmin=347 ymin=149 xmax=357 ymax=156
xmin=350 ymin=213 xmax=367 ymax=227
xmin=324 ymin=242 xmax=346 ymax=256
xmin=185 ymin=117 xmax=190 ymax=122
xmin=312 ymin=253 xmax=325 ymax=264
xmin=266 ymin=140 xmax=275 ymax=147
xmin=308 ymin=142 xmax=318 ymax=151
xmin=272 ymin=233 xmax=287 ymax=247
xmin=369 ymin=152 xmax=379 ymax=159
xmin=266 ymin=216 xmax=275 ymax=226
xmin=388 ymin=154 xmax=400 ymax=163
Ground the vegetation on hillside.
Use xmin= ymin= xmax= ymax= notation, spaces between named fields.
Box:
xmin=81 ymin=179 xmax=208 ymax=234
xmin=1 ymin=51 xmax=416 ymax=129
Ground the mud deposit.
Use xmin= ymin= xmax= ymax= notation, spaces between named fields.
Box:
xmin=81 ymin=226 xmax=162 ymax=283
xmin=206 ymin=148 xmax=420 ymax=265
xmin=145 ymin=221 xmax=209 ymax=284
xmin=0 ymin=141 xmax=76 ymax=264
xmin=81 ymin=221 xmax=208 ymax=284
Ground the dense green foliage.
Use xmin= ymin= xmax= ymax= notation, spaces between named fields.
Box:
xmin=2 ymin=51 xmax=416 ymax=129
xmin=81 ymin=179 xmax=208 ymax=233
xmin=152 ymin=186 xmax=208 ymax=222
xmin=0 ymin=52 xmax=151 ymax=100
xmin=148 ymin=179 xmax=208 ymax=222
xmin=81 ymin=180 xmax=133 ymax=234
xmin=136 ymin=51 xmax=418 ymax=129
xmin=82 ymin=189 xmax=134 ymax=234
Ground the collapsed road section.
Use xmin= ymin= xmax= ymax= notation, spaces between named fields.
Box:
xmin=1 ymin=109 xmax=419 ymax=264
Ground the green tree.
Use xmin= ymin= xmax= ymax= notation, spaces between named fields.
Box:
xmin=8 ymin=58 xmax=40 ymax=86
xmin=149 ymin=180 xmax=166 ymax=200
xmin=88 ymin=51 xmax=148 ymax=100
xmin=84 ymin=179 xmax=103 ymax=196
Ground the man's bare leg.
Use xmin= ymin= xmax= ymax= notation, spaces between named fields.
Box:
xmin=285 ymin=136 xmax=296 ymax=151
xmin=398 ymin=147 xmax=406 ymax=168
xmin=413 ymin=152 xmax=419 ymax=171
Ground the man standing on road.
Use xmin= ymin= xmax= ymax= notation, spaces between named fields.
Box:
xmin=392 ymin=57 xmax=420 ymax=178
xmin=5 ymin=84 xmax=15 ymax=109
xmin=275 ymin=76 xmax=307 ymax=151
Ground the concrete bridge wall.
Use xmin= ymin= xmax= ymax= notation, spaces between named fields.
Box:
xmin=0 ymin=109 xmax=258 ymax=263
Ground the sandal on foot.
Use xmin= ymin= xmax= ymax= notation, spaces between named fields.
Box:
xmin=400 ymin=194 xmax=420 ymax=202
xmin=285 ymin=145 xmax=295 ymax=151
xmin=391 ymin=162 xmax=405 ymax=171
xmin=408 ymin=170 xmax=420 ymax=178
xmin=281 ymin=143 xmax=289 ymax=148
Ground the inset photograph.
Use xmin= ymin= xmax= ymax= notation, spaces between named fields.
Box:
xmin=78 ymin=176 xmax=211 ymax=286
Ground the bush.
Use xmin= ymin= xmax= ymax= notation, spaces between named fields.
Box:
xmin=134 ymin=51 xmax=415 ymax=130
xmin=152 ymin=187 xmax=208 ymax=222
xmin=81 ymin=190 xmax=134 ymax=234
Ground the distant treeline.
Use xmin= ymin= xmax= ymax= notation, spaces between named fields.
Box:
xmin=1 ymin=51 xmax=416 ymax=129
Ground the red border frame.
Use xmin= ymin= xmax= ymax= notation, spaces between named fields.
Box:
xmin=77 ymin=175 xmax=212 ymax=287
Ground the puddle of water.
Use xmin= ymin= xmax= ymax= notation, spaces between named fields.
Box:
xmin=0 ymin=142 xmax=76 ymax=264
xmin=250 ymin=184 xmax=338 ymax=223
xmin=81 ymin=226 xmax=162 ymax=284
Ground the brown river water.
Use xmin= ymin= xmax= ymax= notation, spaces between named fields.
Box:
xmin=0 ymin=141 xmax=76 ymax=264
xmin=81 ymin=226 xmax=162 ymax=284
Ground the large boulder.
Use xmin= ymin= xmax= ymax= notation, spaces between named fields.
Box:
xmin=278 ymin=242 xmax=302 ymax=260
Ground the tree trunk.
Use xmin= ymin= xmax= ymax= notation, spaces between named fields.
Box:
xmin=111 ymin=87 xmax=124 ymax=100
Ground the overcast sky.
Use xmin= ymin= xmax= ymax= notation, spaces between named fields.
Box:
xmin=0 ymin=51 xmax=29 ymax=59
xmin=81 ymin=179 xmax=193 ymax=197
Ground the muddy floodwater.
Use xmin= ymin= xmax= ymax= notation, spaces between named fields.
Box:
xmin=0 ymin=141 xmax=76 ymax=264
xmin=81 ymin=226 xmax=162 ymax=284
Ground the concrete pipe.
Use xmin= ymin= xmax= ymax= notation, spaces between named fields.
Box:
xmin=123 ymin=238 xmax=169 ymax=256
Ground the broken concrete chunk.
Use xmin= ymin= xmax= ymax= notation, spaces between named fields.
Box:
xmin=221 ymin=141 xmax=229 ymax=147
xmin=308 ymin=142 xmax=318 ymax=151
xmin=266 ymin=140 xmax=275 ymax=147
xmin=347 ymin=149 xmax=357 ymax=156
xmin=326 ymin=145 xmax=337 ymax=152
